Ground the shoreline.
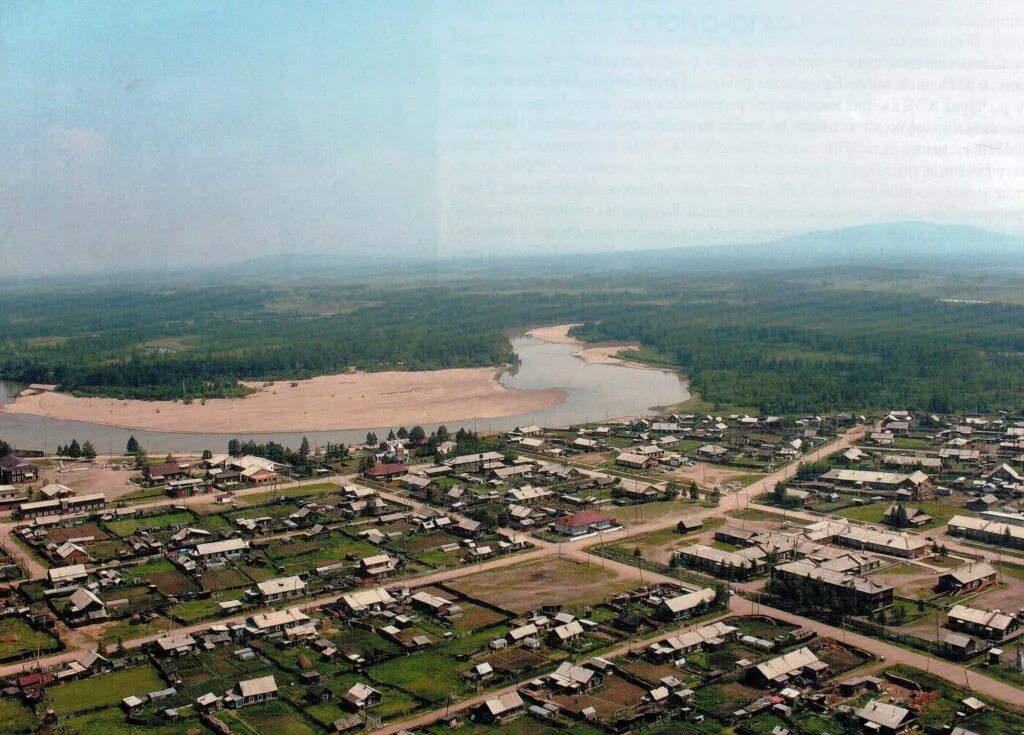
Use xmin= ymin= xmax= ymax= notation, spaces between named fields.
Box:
xmin=525 ymin=324 xmax=662 ymax=370
xmin=0 ymin=367 xmax=567 ymax=434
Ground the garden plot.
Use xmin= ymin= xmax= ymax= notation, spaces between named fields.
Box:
xmin=548 ymin=673 xmax=647 ymax=718
xmin=103 ymin=509 xmax=198 ymax=537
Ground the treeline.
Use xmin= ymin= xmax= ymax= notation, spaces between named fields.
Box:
xmin=0 ymin=283 xmax=608 ymax=400
xmin=572 ymin=279 xmax=1024 ymax=414
xmin=8 ymin=264 xmax=1024 ymax=412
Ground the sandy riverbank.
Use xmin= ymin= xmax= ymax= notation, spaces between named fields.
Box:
xmin=526 ymin=324 xmax=650 ymax=368
xmin=1 ymin=369 xmax=566 ymax=434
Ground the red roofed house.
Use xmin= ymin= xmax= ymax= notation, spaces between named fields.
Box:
xmin=363 ymin=463 xmax=407 ymax=481
xmin=553 ymin=511 xmax=617 ymax=537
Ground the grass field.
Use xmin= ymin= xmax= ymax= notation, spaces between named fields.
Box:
xmin=0 ymin=616 xmax=60 ymax=662
xmin=104 ymin=510 xmax=196 ymax=537
xmin=48 ymin=665 xmax=166 ymax=714
xmin=0 ymin=698 xmax=39 ymax=734
xmin=366 ymin=651 xmax=467 ymax=703
xmin=62 ymin=708 xmax=210 ymax=735
xmin=222 ymin=701 xmax=318 ymax=735
xmin=836 ymin=500 xmax=966 ymax=530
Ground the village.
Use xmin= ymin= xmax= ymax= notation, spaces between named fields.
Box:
xmin=0 ymin=409 xmax=1022 ymax=735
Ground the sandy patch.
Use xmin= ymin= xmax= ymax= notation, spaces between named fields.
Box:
xmin=526 ymin=324 xmax=650 ymax=368
xmin=2 ymin=368 xmax=566 ymax=434
xmin=666 ymin=462 xmax=761 ymax=490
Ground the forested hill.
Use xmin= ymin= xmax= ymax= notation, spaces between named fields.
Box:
xmin=5 ymin=222 xmax=1024 ymax=410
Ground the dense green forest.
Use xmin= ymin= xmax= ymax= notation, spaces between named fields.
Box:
xmin=5 ymin=252 xmax=1024 ymax=413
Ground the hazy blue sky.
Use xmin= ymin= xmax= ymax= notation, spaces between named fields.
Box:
xmin=3 ymin=1 xmax=1024 ymax=274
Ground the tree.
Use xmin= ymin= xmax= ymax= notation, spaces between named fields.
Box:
xmin=299 ymin=436 xmax=310 ymax=458
xmin=773 ymin=483 xmax=789 ymax=505
xmin=710 ymin=487 xmax=722 ymax=505
xmin=713 ymin=583 xmax=731 ymax=607
xmin=67 ymin=438 xmax=81 ymax=459
xmin=435 ymin=425 xmax=450 ymax=443
xmin=366 ymin=432 xmax=378 ymax=445
xmin=387 ymin=429 xmax=397 ymax=441
xmin=0 ymin=439 xmax=10 ymax=458
xmin=397 ymin=427 xmax=409 ymax=440
xmin=202 ymin=449 xmax=212 ymax=460
xmin=892 ymin=504 xmax=910 ymax=528
xmin=134 ymin=449 xmax=148 ymax=469
xmin=165 ymin=453 xmax=175 ymax=464
xmin=125 ymin=436 xmax=140 ymax=455
xmin=227 ymin=438 xmax=240 ymax=456
xmin=409 ymin=426 xmax=426 ymax=444
xmin=81 ymin=441 xmax=97 ymax=460
xmin=688 ymin=482 xmax=700 ymax=501
xmin=633 ymin=547 xmax=642 ymax=558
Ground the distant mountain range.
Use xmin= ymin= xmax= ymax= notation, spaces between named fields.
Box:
xmin=228 ymin=221 xmax=1024 ymax=277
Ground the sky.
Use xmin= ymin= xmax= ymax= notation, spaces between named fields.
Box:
xmin=3 ymin=1 xmax=1024 ymax=275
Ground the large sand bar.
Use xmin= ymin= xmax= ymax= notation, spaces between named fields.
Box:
xmin=526 ymin=324 xmax=648 ymax=368
xmin=2 ymin=368 xmax=566 ymax=434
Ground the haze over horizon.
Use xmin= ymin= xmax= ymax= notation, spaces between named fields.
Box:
xmin=5 ymin=1 xmax=1024 ymax=276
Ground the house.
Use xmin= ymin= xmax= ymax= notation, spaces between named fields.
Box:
xmin=987 ymin=463 xmax=1022 ymax=484
xmin=342 ymin=683 xmax=382 ymax=710
xmin=548 ymin=620 xmax=584 ymax=645
xmin=226 ymin=676 xmax=278 ymax=708
xmin=52 ymin=541 xmax=90 ymax=565
xmin=341 ymin=588 xmax=396 ymax=614
xmin=48 ymin=563 xmax=88 ymax=586
xmin=968 ymin=494 xmax=1001 ymax=512
xmin=398 ymin=474 xmax=433 ymax=493
xmin=943 ymin=633 xmax=978 ymax=658
xmin=360 ymin=554 xmax=398 ymax=578
xmin=153 ymin=632 xmax=198 ymax=656
xmin=247 ymin=607 xmax=312 ymax=636
xmin=253 ymin=575 xmax=306 ymax=602
xmin=615 ymin=452 xmax=657 ymax=470
xmin=410 ymin=591 xmax=462 ymax=619
xmin=66 ymin=588 xmax=107 ymax=622
xmin=855 ymin=700 xmax=916 ymax=735
xmin=697 ymin=445 xmax=729 ymax=461
xmin=451 ymin=518 xmax=483 ymax=538
xmin=646 ymin=621 xmax=738 ymax=661
xmin=193 ymin=538 xmax=249 ymax=562
xmin=938 ymin=563 xmax=997 ymax=595
xmin=552 ymin=511 xmax=616 ymax=537
xmin=143 ymin=462 xmax=185 ymax=484
xmin=882 ymin=504 xmax=933 ymax=528
xmin=751 ymin=647 xmax=828 ymax=687
xmin=819 ymin=469 xmax=930 ymax=496
xmin=0 ymin=455 xmax=37 ymax=484
xmin=478 ymin=692 xmax=524 ymax=724
xmin=548 ymin=661 xmax=603 ymax=690
xmin=947 ymin=604 xmax=1019 ymax=640
xmin=363 ymin=463 xmax=407 ymax=481
xmin=656 ymin=587 xmax=717 ymax=620
xmin=40 ymin=483 xmax=74 ymax=499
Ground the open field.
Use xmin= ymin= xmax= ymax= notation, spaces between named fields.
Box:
xmin=450 ymin=557 xmax=638 ymax=613
xmin=4 ymin=368 xmax=566 ymax=433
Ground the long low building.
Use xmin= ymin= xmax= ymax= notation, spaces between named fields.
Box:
xmin=947 ymin=515 xmax=1024 ymax=549
xmin=819 ymin=469 xmax=929 ymax=495
xmin=673 ymin=544 xmax=766 ymax=579
xmin=947 ymin=604 xmax=1019 ymax=640
xmin=773 ymin=560 xmax=894 ymax=613
xmin=656 ymin=587 xmax=717 ymax=620
xmin=833 ymin=525 xmax=928 ymax=559
xmin=17 ymin=493 xmax=105 ymax=519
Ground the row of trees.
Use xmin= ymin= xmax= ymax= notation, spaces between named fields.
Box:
xmin=56 ymin=438 xmax=97 ymax=460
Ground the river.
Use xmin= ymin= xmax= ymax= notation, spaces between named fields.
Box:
xmin=0 ymin=334 xmax=688 ymax=453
